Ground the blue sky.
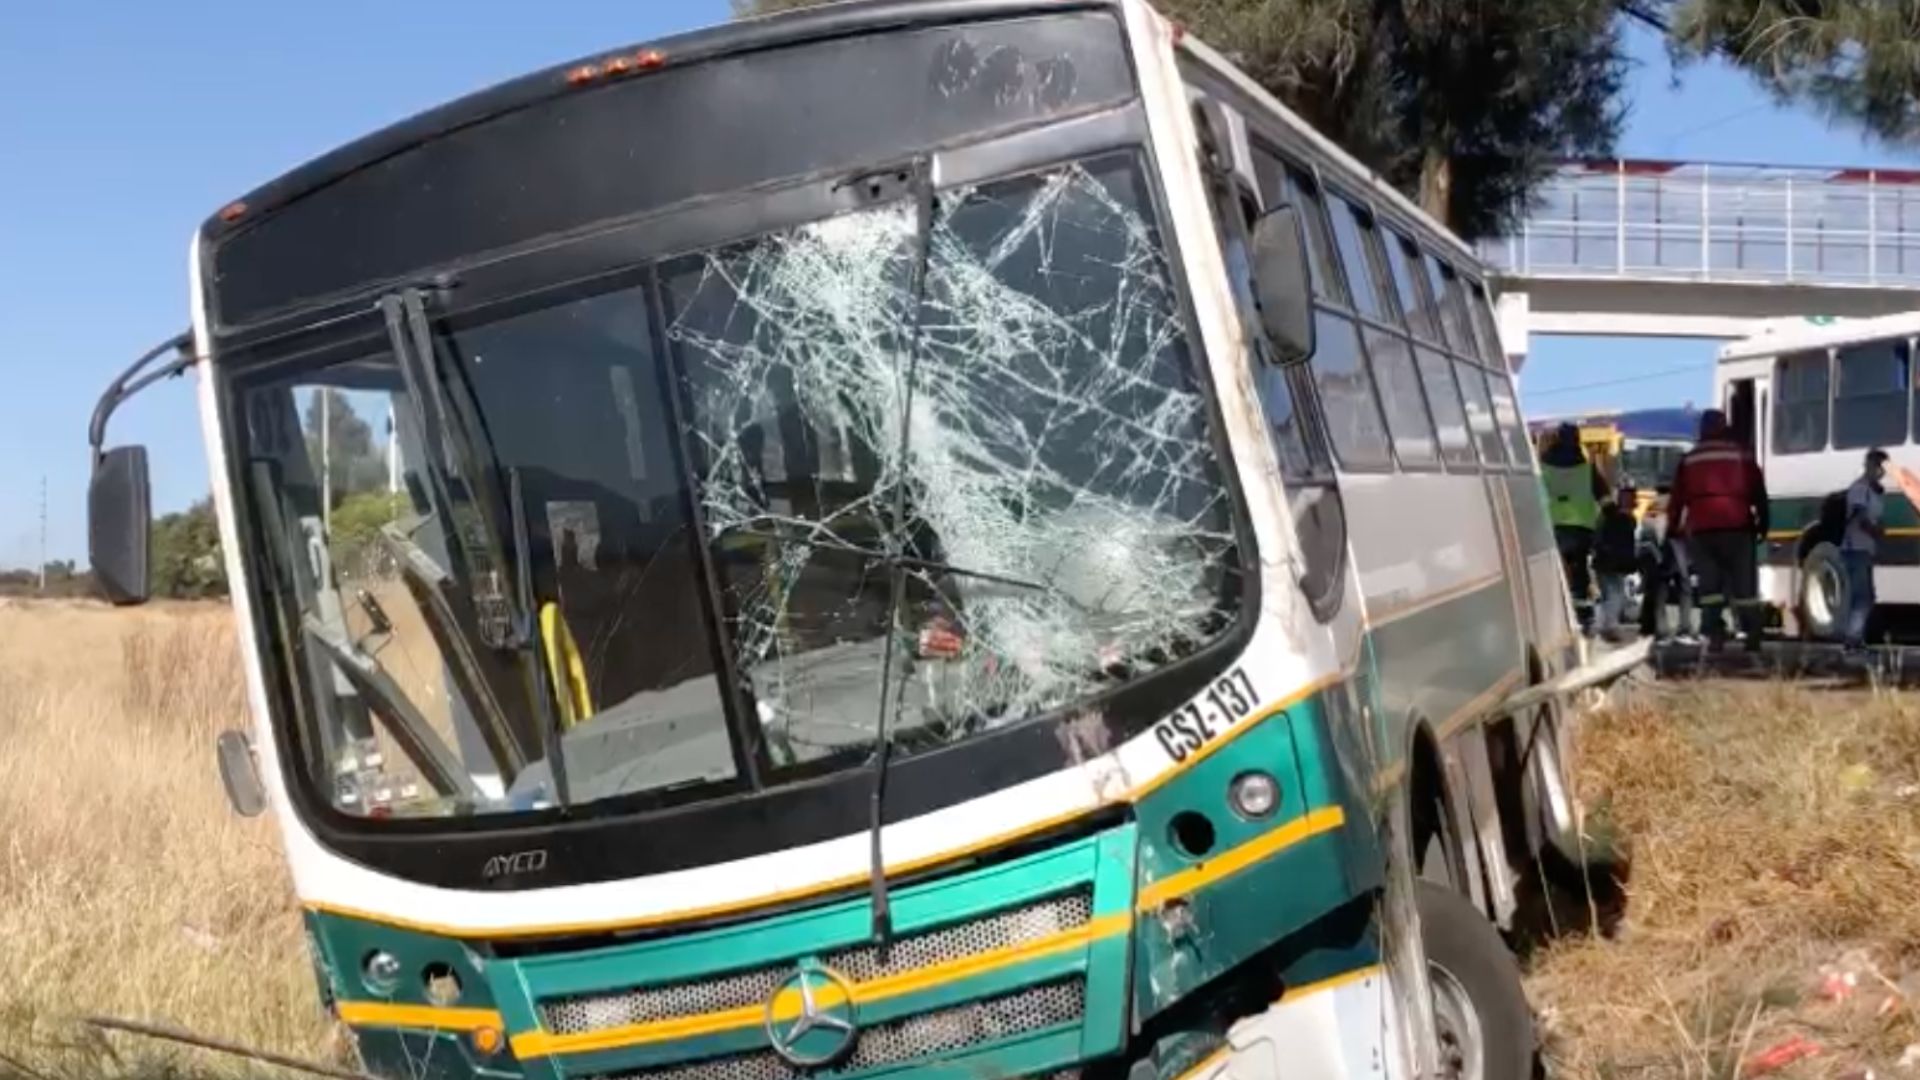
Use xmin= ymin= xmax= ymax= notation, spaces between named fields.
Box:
xmin=1 ymin=5 xmax=1914 ymax=566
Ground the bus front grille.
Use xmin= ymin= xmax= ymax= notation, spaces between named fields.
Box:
xmin=538 ymin=890 xmax=1093 ymax=1037
xmin=596 ymin=980 xmax=1087 ymax=1080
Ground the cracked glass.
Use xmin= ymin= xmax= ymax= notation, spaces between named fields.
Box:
xmin=663 ymin=152 xmax=1242 ymax=767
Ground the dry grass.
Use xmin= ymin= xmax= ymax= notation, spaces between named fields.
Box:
xmin=0 ymin=599 xmax=335 ymax=1079
xmin=1531 ymin=679 xmax=1920 ymax=1079
xmin=7 ymin=597 xmax=1920 ymax=1079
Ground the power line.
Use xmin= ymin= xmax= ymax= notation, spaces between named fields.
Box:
xmin=37 ymin=476 xmax=46 ymax=592
xmin=1618 ymin=1 xmax=1670 ymax=35
xmin=1525 ymin=361 xmax=1714 ymax=398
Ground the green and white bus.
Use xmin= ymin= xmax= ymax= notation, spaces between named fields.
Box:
xmin=1717 ymin=312 xmax=1920 ymax=640
xmin=87 ymin=3 xmax=1607 ymax=1077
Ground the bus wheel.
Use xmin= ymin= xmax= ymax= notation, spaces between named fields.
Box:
xmin=1798 ymin=542 xmax=1846 ymax=641
xmin=1420 ymin=881 xmax=1535 ymax=1080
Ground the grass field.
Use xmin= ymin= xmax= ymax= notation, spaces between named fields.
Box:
xmin=5 ymin=599 xmax=1920 ymax=1079
xmin=0 ymin=600 xmax=333 ymax=1079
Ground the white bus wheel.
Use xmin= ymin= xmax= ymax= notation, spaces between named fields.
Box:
xmin=1798 ymin=543 xmax=1847 ymax=642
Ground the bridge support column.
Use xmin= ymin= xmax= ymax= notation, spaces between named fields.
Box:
xmin=1495 ymin=289 xmax=1531 ymax=380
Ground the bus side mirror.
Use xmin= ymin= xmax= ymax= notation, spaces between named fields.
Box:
xmin=89 ymin=445 xmax=152 ymax=606
xmin=216 ymin=730 xmax=268 ymax=818
xmin=1249 ymin=205 xmax=1315 ymax=363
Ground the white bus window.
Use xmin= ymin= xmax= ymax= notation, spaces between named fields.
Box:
xmin=1416 ymin=346 xmax=1476 ymax=469
xmin=1383 ymin=229 xmax=1441 ymax=344
xmin=1281 ymin=167 xmax=1348 ymax=307
xmin=1486 ymin=372 xmax=1535 ymax=470
xmin=1833 ymin=338 xmax=1911 ymax=450
xmin=1327 ymin=194 xmax=1390 ymax=321
xmin=1456 ymin=358 xmax=1507 ymax=467
xmin=1362 ymin=324 xmax=1439 ymax=467
xmin=1312 ymin=310 xmax=1394 ymax=469
xmin=1423 ymin=255 xmax=1474 ymax=354
xmin=1466 ymin=280 xmax=1507 ymax=368
xmin=1773 ymin=350 xmax=1830 ymax=454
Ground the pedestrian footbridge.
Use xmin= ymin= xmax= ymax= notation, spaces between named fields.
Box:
xmin=1480 ymin=159 xmax=1920 ymax=370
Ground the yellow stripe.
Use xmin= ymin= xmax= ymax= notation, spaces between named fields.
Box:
xmin=508 ymin=912 xmax=1133 ymax=1059
xmin=1136 ymin=806 xmax=1346 ymax=910
xmin=1279 ymin=963 xmax=1383 ymax=1003
xmin=335 ymin=1001 xmax=502 ymax=1032
xmin=1765 ymin=526 xmax=1920 ymax=541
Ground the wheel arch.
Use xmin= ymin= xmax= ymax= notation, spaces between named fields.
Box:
xmin=1403 ymin=715 xmax=1490 ymax=917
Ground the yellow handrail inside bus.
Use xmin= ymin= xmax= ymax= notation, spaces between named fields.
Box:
xmin=540 ymin=601 xmax=593 ymax=729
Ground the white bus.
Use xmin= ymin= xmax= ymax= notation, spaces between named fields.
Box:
xmin=1717 ymin=312 xmax=1920 ymax=639
xmin=86 ymin=3 xmax=1604 ymax=1078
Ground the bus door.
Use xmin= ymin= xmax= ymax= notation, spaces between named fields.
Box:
xmin=1728 ymin=377 xmax=1758 ymax=459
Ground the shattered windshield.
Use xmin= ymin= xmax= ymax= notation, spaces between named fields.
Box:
xmin=239 ymin=151 xmax=1243 ymax=821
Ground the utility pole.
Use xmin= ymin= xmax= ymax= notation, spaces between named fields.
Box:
xmin=37 ymin=476 xmax=46 ymax=593
xmin=388 ymin=402 xmax=401 ymax=494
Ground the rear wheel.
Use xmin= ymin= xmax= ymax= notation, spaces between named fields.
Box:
xmin=1420 ymin=881 xmax=1535 ymax=1080
xmin=1798 ymin=541 xmax=1846 ymax=642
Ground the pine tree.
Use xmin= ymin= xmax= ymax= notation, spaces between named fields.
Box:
xmin=1668 ymin=1 xmax=1920 ymax=145
xmin=729 ymin=0 xmax=1630 ymax=239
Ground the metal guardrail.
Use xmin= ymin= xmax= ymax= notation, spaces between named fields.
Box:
xmin=1480 ymin=159 xmax=1920 ymax=289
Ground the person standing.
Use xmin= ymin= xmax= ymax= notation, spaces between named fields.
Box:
xmin=1667 ymin=409 xmax=1769 ymax=652
xmin=1637 ymin=486 xmax=1699 ymax=643
xmin=1593 ymin=486 xmax=1640 ymax=642
xmin=1840 ymin=448 xmax=1889 ymax=655
xmin=1539 ymin=421 xmax=1611 ymax=632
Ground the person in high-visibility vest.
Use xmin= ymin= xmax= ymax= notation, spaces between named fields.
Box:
xmin=1539 ymin=421 xmax=1612 ymax=632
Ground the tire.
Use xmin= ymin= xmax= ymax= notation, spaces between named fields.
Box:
xmin=1419 ymin=880 xmax=1535 ymax=1080
xmin=1798 ymin=541 xmax=1846 ymax=642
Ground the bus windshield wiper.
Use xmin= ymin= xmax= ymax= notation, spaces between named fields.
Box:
xmin=380 ymin=286 xmax=570 ymax=809
xmin=865 ymin=156 xmax=937 ymax=951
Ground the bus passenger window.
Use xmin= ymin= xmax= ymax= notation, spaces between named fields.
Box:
xmin=1416 ymin=346 xmax=1476 ymax=469
xmin=1280 ymin=167 xmax=1345 ymax=306
xmin=1383 ymin=230 xmax=1441 ymax=344
xmin=1833 ymin=338 xmax=1911 ymax=449
xmin=1773 ymin=350 xmax=1830 ymax=454
xmin=1312 ymin=311 xmax=1393 ymax=469
xmin=1466 ymin=281 xmax=1507 ymax=367
xmin=1456 ymin=358 xmax=1507 ymax=467
xmin=1327 ymin=195 xmax=1390 ymax=322
xmin=1486 ymin=373 xmax=1535 ymax=470
xmin=1362 ymin=324 xmax=1438 ymax=467
xmin=1423 ymin=255 xmax=1474 ymax=352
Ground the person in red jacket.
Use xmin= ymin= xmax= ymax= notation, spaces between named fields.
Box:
xmin=1667 ymin=409 xmax=1770 ymax=652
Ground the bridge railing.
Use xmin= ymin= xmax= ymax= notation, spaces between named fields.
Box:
xmin=1479 ymin=159 xmax=1920 ymax=288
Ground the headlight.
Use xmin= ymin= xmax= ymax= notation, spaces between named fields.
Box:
xmin=362 ymin=951 xmax=402 ymax=994
xmin=1229 ymin=770 xmax=1280 ymax=819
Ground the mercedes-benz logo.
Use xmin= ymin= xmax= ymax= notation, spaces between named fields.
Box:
xmin=764 ymin=962 xmax=858 ymax=1067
